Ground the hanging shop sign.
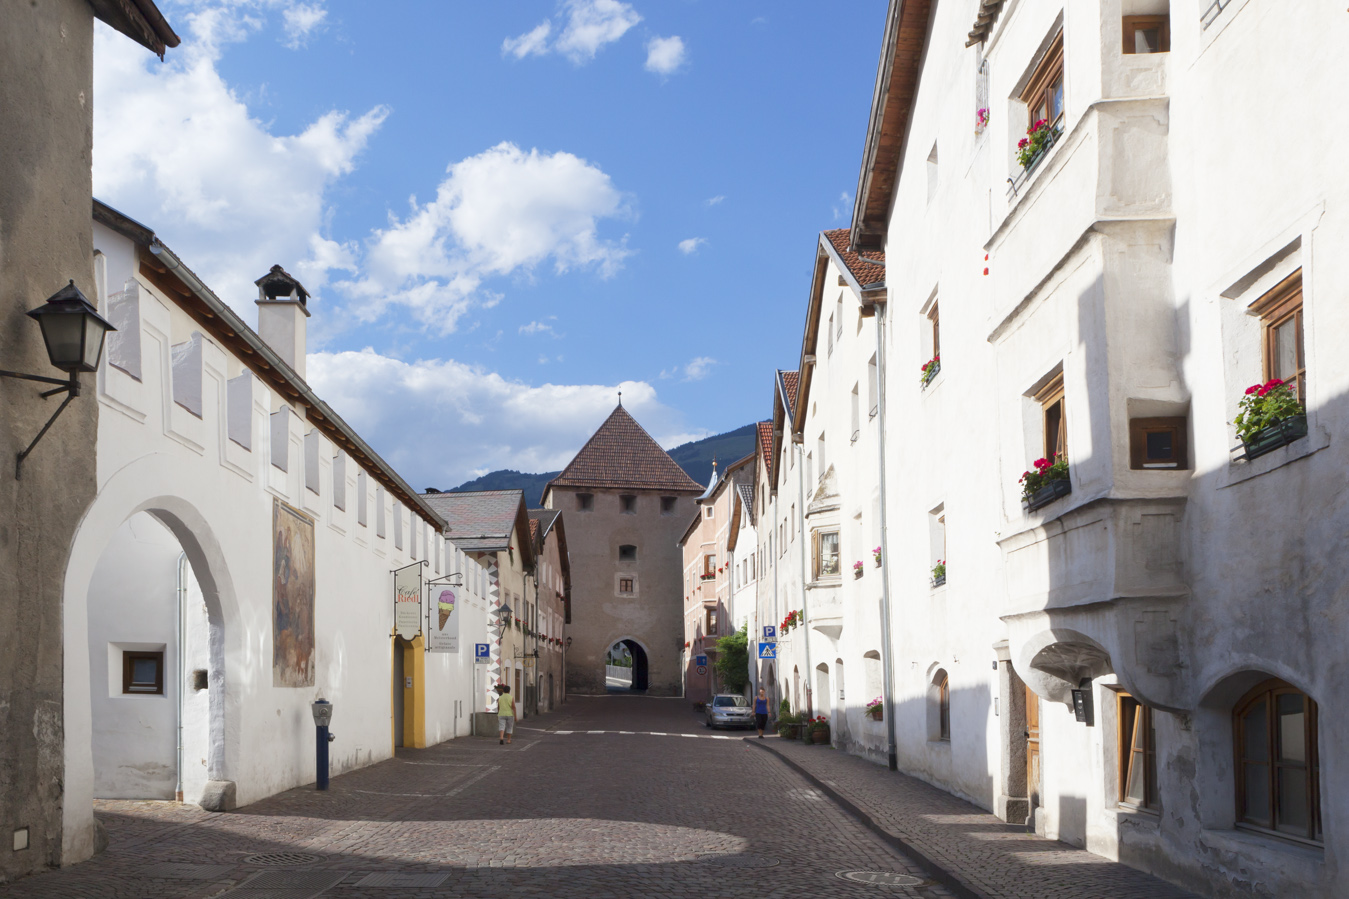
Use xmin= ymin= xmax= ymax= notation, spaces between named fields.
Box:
xmin=428 ymin=586 xmax=459 ymax=653
xmin=393 ymin=562 xmax=424 ymax=640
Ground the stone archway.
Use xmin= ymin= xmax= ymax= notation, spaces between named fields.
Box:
xmin=605 ymin=637 xmax=649 ymax=692
xmin=62 ymin=466 xmax=243 ymax=860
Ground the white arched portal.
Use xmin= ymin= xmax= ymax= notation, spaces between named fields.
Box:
xmin=62 ymin=456 xmax=244 ymax=862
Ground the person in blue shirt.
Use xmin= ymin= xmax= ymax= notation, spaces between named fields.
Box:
xmin=754 ymin=687 xmax=769 ymax=738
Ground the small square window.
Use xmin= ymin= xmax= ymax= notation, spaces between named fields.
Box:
xmin=577 ymin=493 xmax=594 ymax=512
xmin=1122 ymin=15 xmax=1169 ymax=54
xmin=620 ymin=495 xmax=637 ymax=514
xmin=1129 ymin=417 xmax=1188 ymax=470
xmin=618 ymin=577 xmax=635 ymax=595
xmin=660 ymin=496 xmax=676 ymax=515
xmin=619 ymin=544 xmax=637 ymax=562
xmin=704 ymin=506 xmax=713 ymax=518
xmin=123 ymin=650 xmax=164 ymax=695
xmin=813 ymin=530 xmax=840 ymax=579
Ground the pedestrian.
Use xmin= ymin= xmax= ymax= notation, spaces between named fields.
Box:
xmin=754 ymin=687 xmax=769 ymax=738
xmin=497 ymin=684 xmax=515 ymax=745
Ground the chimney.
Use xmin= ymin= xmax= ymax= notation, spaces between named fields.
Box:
xmin=254 ymin=264 xmax=311 ymax=379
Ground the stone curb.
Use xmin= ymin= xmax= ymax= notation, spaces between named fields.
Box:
xmin=747 ymin=738 xmax=983 ymax=899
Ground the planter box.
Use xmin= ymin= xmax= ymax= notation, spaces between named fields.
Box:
xmin=931 ymin=574 xmax=946 ymax=588
xmin=810 ymin=728 xmax=830 ymax=744
xmin=853 ymin=568 xmax=864 ymax=579
xmin=1024 ymin=477 xmax=1072 ymax=513
xmin=921 ymin=361 xmax=940 ymax=388
xmin=867 ymin=707 xmax=883 ymax=722
xmin=1241 ymin=415 xmax=1308 ymax=461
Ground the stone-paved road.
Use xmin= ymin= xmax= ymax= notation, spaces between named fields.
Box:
xmin=2 ymin=697 xmax=953 ymax=899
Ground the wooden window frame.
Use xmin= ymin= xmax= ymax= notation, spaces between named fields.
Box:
xmin=1234 ymin=678 xmax=1321 ymax=843
xmin=1117 ymin=693 xmax=1159 ymax=810
xmin=1129 ymin=417 xmax=1188 ymax=470
xmin=122 ymin=650 xmax=165 ymax=695
xmin=813 ymin=530 xmax=840 ymax=580
xmin=928 ymin=301 xmax=941 ymax=359
xmin=1249 ymin=271 xmax=1306 ymax=403
xmin=1020 ymin=32 xmax=1065 ymax=132
xmin=1122 ymin=15 xmax=1170 ymax=54
xmin=1035 ymin=373 xmax=1067 ymax=460
xmin=705 ymin=608 xmax=718 ymax=636
xmin=618 ymin=577 xmax=635 ymax=595
xmin=938 ymin=674 xmax=951 ymax=741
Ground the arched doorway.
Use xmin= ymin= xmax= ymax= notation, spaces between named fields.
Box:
xmin=605 ymin=639 xmax=649 ymax=692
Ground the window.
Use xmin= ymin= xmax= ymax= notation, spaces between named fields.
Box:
xmin=705 ymin=608 xmax=718 ymax=636
xmin=620 ymin=494 xmax=637 ymax=514
xmin=618 ymin=577 xmax=635 ymax=595
xmin=705 ymin=506 xmax=713 ymax=518
xmin=356 ymin=470 xmax=368 ymax=526
xmin=703 ymin=554 xmax=716 ymax=577
xmin=749 ymin=553 xmax=755 ymax=580
xmin=868 ymin=355 xmax=878 ymax=418
xmin=1235 ymin=679 xmax=1321 ymax=841
xmin=817 ymin=433 xmax=826 ymax=476
xmin=376 ymin=485 xmax=387 ymax=538
xmin=1129 ymin=417 xmax=1188 ymax=470
xmin=806 ymin=452 xmax=813 ymax=489
xmin=827 ymin=314 xmax=835 ymax=354
xmin=577 ymin=493 xmax=594 ymax=512
xmin=790 ymin=506 xmax=796 ymax=541
xmin=836 ymin=296 xmax=843 ymax=338
xmin=619 ymin=544 xmax=637 ymax=562
xmin=1123 ymin=15 xmax=1169 ymax=53
xmin=1021 ymin=32 xmax=1065 ymax=133
xmin=332 ymin=453 xmax=346 ymax=510
xmin=850 ymin=386 xmax=860 ymax=444
xmin=1250 ymin=271 xmax=1305 ymax=402
xmin=938 ymin=673 xmax=951 ymax=740
xmin=1037 ymin=373 xmax=1067 ymax=460
xmin=929 ymin=302 xmax=941 ymax=359
xmin=813 ymin=530 xmax=840 ymax=579
xmin=660 ymin=496 xmax=676 ymax=515
xmin=123 ymin=650 xmax=164 ymax=695
xmin=1118 ymin=693 xmax=1158 ymax=809
xmin=926 ymin=142 xmax=939 ymax=203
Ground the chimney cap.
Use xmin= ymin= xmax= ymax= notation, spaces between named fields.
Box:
xmin=255 ymin=264 xmax=310 ymax=305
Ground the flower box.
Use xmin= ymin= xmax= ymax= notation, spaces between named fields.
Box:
xmin=1241 ymin=414 xmax=1308 ymax=460
xmin=931 ymin=573 xmax=946 ymax=588
xmin=1025 ymin=478 xmax=1072 ymax=512
xmin=920 ymin=356 xmax=940 ymax=388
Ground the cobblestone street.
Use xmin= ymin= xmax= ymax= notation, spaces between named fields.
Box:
xmin=3 ymin=697 xmax=952 ymax=899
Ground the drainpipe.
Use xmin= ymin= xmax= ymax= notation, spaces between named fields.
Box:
xmin=874 ymin=301 xmax=899 ymax=772
xmin=176 ymin=552 xmax=187 ymax=802
xmin=796 ymin=441 xmax=814 ymax=718
xmin=770 ymin=495 xmax=781 ymax=710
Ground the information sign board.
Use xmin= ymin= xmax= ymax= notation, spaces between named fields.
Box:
xmin=393 ymin=564 xmax=422 ymax=640
xmin=428 ymin=587 xmax=459 ymax=653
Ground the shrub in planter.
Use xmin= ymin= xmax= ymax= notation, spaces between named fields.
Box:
xmin=873 ymin=546 xmax=883 ymax=567
xmin=931 ymin=560 xmax=946 ymax=587
xmin=1020 ymin=453 xmax=1070 ymax=511
xmin=1235 ymin=379 xmax=1306 ymax=459
xmin=806 ymin=716 xmax=830 ymax=743
xmin=853 ymin=561 xmax=865 ymax=579
xmin=920 ymin=354 xmax=940 ymax=387
xmin=1016 ymin=119 xmax=1057 ymax=169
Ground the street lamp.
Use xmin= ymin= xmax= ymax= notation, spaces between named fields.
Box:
xmin=3 ymin=281 xmax=117 ymax=478
xmin=310 ymin=699 xmax=335 ymax=790
xmin=498 ymin=603 xmax=513 ymax=626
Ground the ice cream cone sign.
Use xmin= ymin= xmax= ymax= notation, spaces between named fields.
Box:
xmin=437 ymin=589 xmax=456 ymax=631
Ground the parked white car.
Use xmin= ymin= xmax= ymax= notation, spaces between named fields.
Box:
xmin=704 ymin=694 xmax=754 ymax=729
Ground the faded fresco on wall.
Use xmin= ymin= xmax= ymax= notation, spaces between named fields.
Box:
xmin=273 ymin=500 xmax=316 ymax=687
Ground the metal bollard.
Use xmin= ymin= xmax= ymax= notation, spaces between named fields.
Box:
xmin=310 ymin=698 xmax=334 ymax=791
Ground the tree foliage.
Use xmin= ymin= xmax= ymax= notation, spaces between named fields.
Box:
xmin=714 ymin=625 xmax=750 ymax=693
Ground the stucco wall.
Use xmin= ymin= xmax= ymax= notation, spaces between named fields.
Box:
xmin=550 ymin=487 xmax=695 ymax=696
xmin=0 ymin=0 xmax=98 ymax=880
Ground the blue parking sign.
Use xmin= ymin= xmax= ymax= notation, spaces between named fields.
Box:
xmin=758 ymin=643 xmax=777 ymax=659
xmin=762 ymin=625 xmax=777 ymax=642
xmin=474 ymin=643 xmax=490 ymax=664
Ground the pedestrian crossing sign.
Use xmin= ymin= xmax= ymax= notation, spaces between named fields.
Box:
xmin=758 ymin=643 xmax=776 ymax=659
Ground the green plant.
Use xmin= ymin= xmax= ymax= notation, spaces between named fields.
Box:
xmin=1016 ymin=118 xmax=1055 ymax=169
xmin=806 ymin=715 xmax=829 ymax=734
xmin=1234 ymin=379 xmax=1304 ymax=441
xmin=931 ymin=560 xmax=946 ymax=581
xmin=779 ymin=698 xmax=792 ymax=718
xmin=714 ymin=625 xmax=750 ymax=693
xmin=920 ymin=354 xmax=940 ymax=386
xmin=1019 ymin=453 xmax=1069 ymax=501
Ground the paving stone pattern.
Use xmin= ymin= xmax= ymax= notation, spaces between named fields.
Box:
xmin=756 ymin=737 xmax=1200 ymax=899
xmin=4 ymin=697 xmax=953 ymax=899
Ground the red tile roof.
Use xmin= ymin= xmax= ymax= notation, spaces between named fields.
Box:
xmin=823 ymin=228 xmax=885 ymax=286
xmin=756 ymin=421 xmax=773 ymax=477
xmin=546 ymin=405 xmax=703 ymax=494
xmin=780 ymin=370 xmax=800 ymax=419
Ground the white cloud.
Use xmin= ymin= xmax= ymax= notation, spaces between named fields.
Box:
xmin=832 ymin=190 xmax=853 ymax=222
xmin=644 ymin=35 xmax=686 ymax=76
xmin=502 ymin=20 xmax=552 ymax=59
xmin=682 ymin=357 xmax=717 ymax=381
xmin=705 ymin=195 xmax=725 ymax=206
xmin=519 ymin=320 xmax=560 ymax=337
xmin=678 ymin=237 xmax=707 ymax=255
xmin=93 ymin=7 xmax=385 ymax=321
xmin=341 ymin=142 xmax=632 ymax=332
xmin=556 ymin=0 xmax=642 ymax=63
xmin=282 ymin=2 xmax=327 ymax=47
xmin=306 ymin=349 xmax=691 ymax=489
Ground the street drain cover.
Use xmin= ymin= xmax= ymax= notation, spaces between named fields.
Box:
xmin=698 ymin=853 xmax=780 ymax=868
xmin=243 ymin=853 xmax=323 ymax=867
xmin=837 ymin=871 xmax=925 ymax=886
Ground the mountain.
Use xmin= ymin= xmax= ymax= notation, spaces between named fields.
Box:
xmin=438 ymin=423 xmax=759 ymax=506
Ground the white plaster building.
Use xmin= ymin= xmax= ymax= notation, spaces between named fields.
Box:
xmin=63 ymin=203 xmax=491 ymax=861
xmin=748 ymin=1 xmax=1349 ymax=896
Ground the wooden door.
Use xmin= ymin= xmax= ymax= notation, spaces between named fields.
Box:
xmin=1025 ymin=684 xmax=1041 ymax=808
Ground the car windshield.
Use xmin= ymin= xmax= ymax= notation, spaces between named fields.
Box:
xmin=714 ymin=696 xmax=749 ymax=707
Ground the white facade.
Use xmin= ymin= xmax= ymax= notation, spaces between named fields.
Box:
xmin=63 ymin=212 xmax=491 ymax=862
xmin=747 ymin=2 xmax=1349 ymax=895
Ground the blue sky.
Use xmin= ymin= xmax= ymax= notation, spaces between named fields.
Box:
xmin=93 ymin=0 xmax=886 ymax=490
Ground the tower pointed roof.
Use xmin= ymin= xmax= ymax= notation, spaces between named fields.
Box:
xmin=544 ymin=405 xmax=703 ymax=497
